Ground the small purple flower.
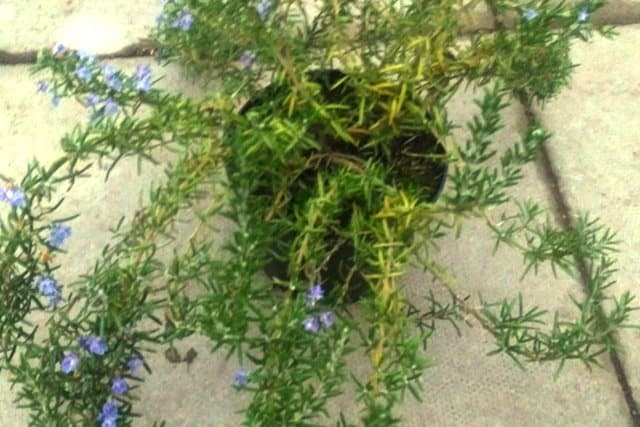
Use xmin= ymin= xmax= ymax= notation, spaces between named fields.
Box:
xmin=104 ymin=99 xmax=119 ymax=116
xmin=75 ymin=65 xmax=92 ymax=82
xmin=86 ymin=93 xmax=100 ymax=108
xmin=51 ymin=94 xmax=61 ymax=108
xmin=78 ymin=335 xmax=108 ymax=356
xmin=256 ymin=0 xmax=271 ymax=19
xmin=49 ymin=223 xmax=72 ymax=247
xmin=303 ymin=315 xmax=320 ymax=333
xmin=97 ymin=400 xmax=118 ymax=426
xmin=173 ymin=9 xmax=194 ymax=30
xmin=111 ymin=377 xmax=129 ymax=395
xmin=133 ymin=64 xmax=153 ymax=92
xmin=60 ymin=352 xmax=80 ymax=374
xmin=52 ymin=42 xmax=65 ymax=56
xmin=36 ymin=80 xmax=49 ymax=93
xmin=319 ymin=311 xmax=335 ymax=328
xmin=233 ymin=368 xmax=249 ymax=387
xmin=523 ymin=8 xmax=538 ymax=21
xmin=305 ymin=283 xmax=324 ymax=307
xmin=36 ymin=276 xmax=59 ymax=297
xmin=127 ymin=356 xmax=143 ymax=374
xmin=577 ymin=8 xmax=589 ymax=23
xmin=3 ymin=187 xmax=26 ymax=208
xmin=238 ymin=51 xmax=256 ymax=69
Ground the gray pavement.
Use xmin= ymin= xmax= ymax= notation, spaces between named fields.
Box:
xmin=1 ymin=1 xmax=639 ymax=426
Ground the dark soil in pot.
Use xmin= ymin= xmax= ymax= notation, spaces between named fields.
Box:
xmin=225 ymin=69 xmax=448 ymax=304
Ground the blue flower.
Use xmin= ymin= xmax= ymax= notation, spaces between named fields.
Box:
xmin=256 ymin=0 xmax=271 ymax=19
xmin=233 ymin=368 xmax=249 ymax=387
xmin=303 ymin=315 xmax=320 ymax=333
xmin=36 ymin=80 xmax=49 ymax=93
xmin=104 ymin=99 xmax=119 ymax=116
xmin=78 ymin=335 xmax=108 ymax=356
xmin=75 ymin=65 xmax=92 ymax=82
xmin=133 ymin=64 xmax=153 ymax=92
xmin=60 ymin=352 xmax=80 ymax=374
xmin=97 ymin=400 xmax=118 ymax=426
xmin=523 ymin=8 xmax=538 ymax=21
xmin=173 ymin=9 xmax=194 ymax=30
xmin=305 ymin=283 xmax=324 ymax=307
xmin=49 ymin=223 xmax=72 ymax=247
xmin=2 ymin=187 xmax=26 ymax=208
xmin=52 ymin=42 xmax=65 ymax=56
xmin=111 ymin=377 xmax=129 ymax=395
xmin=86 ymin=93 xmax=100 ymax=108
xmin=319 ymin=311 xmax=335 ymax=328
xmin=51 ymin=94 xmax=61 ymax=108
xmin=127 ymin=356 xmax=143 ymax=374
xmin=36 ymin=275 xmax=59 ymax=297
xmin=577 ymin=7 xmax=589 ymax=23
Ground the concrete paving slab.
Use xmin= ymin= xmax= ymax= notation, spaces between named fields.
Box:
xmin=386 ymin=80 xmax=631 ymax=426
xmin=533 ymin=22 xmax=640 ymax=422
xmin=0 ymin=0 xmax=160 ymax=53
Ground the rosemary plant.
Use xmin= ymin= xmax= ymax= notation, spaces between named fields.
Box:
xmin=0 ymin=0 xmax=636 ymax=425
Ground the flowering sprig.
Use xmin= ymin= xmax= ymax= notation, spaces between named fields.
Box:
xmin=302 ymin=284 xmax=336 ymax=332
xmin=36 ymin=45 xmax=160 ymax=124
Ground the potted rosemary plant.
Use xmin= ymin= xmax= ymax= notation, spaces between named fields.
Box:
xmin=0 ymin=0 xmax=635 ymax=426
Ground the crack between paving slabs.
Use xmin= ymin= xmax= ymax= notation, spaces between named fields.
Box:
xmin=517 ymin=92 xmax=640 ymax=427
xmin=480 ymin=1 xmax=640 ymax=423
xmin=0 ymin=39 xmax=159 ymax=65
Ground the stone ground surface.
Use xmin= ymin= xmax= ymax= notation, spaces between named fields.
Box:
xmin=1 ymin=1 xmax=640 ymax=426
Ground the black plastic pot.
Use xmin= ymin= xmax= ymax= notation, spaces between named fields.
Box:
xmin=225 ymin=69 xmax=447 ymax=304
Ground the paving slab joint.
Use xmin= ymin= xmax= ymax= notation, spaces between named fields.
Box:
xmin=515 ymin=85 xmax=640 ymax=427
xmin=472 ymin=1 xmax=640 ymax=423
xmin=0 ymin=38 xmax=158 ymax=66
